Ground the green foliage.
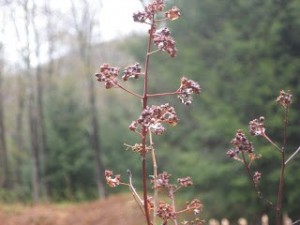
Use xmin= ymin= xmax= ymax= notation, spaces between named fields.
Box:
xmin=45 ymin=79 xmax=95 ymax=201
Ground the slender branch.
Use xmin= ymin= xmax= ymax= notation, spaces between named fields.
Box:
xmin=169 ymin=188 xmax=179 ymax=225
xmin=141 ymin=17 xmax=156 ymax=225
xmin=276 ymin=107 xmax=289 ymax=225
xmin=285 ymin=146 xmax=300 ymax=165
xmin=148 ymin=90 xmax=180 ymax=98
xmin=262 ymin=133 xmax=282 ymax=152
xmin=117 ymin=83 xmax=142 ymax=98
xmin=241 ymin=152 xmax=274 ymax=209
xmin=147 ymin=49 xmax=161 ymax=55
xmin=292 ymin=219 xmax=300 ymax=225
xmin=149 ymin=132 xmax=158 ymax=225
xmin=127 ymin=170 xmax=145 ymax=215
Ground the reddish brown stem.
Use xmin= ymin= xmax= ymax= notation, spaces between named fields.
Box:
xmin=147 ymin=90 xmax=180 ymax=98
xmin=241 ymin=152 xmax=274 ymax=209
xmin=276 ymin=107 xmax=289 ymax=225
xmin=141 ymin=19 xmax=156 ymax=225
xmin=117 ymin=83 xmax=142 ymax=98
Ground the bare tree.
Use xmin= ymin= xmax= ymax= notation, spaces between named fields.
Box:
xmin=70 ymin=0 xmax=106 ymax=198
xmin=0 ymin=26 xmax=10 ymax=189
xmin=12 ymin=0 xmax=42 ymax=202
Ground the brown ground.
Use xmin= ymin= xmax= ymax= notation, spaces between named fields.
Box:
xmin=0 ymin=194 xmax=144 ymax=225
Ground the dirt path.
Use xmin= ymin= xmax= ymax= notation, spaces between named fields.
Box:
xmin=0 ymin=195 xmax=143 ymax=225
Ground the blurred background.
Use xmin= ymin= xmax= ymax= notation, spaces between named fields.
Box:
xmin=0 ymin=0 xmax=299 ymax=223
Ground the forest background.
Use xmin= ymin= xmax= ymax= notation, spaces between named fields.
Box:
xmin=0 ymin=0 xmax=299 ymax=223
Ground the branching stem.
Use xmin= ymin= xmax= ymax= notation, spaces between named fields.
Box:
xmin=127 ymin=170 xmax=145 ymax=215
xmin=285 ymin=146 xmax=300 ymax=165
xmin=276 ymin=107 xmax=289 ymax=225
xmin=117 ymin=83 xmax=142 ymax=98
xmin=148 ymin=90 xmax=180 ymax=98
xmin=141 ymin=18 xmax=156 ymax=225
xmin=241 ymin=152 xmax=274 ymax=209
xmin=149 ymin=132 xmax=158 ymax=225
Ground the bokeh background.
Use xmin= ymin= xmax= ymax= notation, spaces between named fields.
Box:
xmin=0 ymin=0 xmax=299 ymax=224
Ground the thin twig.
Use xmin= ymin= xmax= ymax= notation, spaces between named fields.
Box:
xmin=147 ymin=49 xmax=161 ymax=55
xmin=117 ymin=83 xmax=142 ymax=98
xmin=292 ymin=219 xmax=300 ymax=225
xmin=285 ymin=146 xmax=300 ymax=165
xmin=148 ymin=90 xmax=180 ymax=98
xmin=170 ymin=188 xmax=179 ymax=225
xmin=262 ymin=133 xmax=282 ymax=152
xmin=241 ymin=152 xmax=275 ymax=209
xmin=127 ymin=169 xmax=145 ymax=215
xmin=149 ymin=132 xmax=158 ymax=225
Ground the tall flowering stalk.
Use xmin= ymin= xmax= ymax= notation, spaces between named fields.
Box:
xmin=227 ymin=90 xmax=299 ymax=225
xmin=95 ymin=1 xmax=203 ymax=225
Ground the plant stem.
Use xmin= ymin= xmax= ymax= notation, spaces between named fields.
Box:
xmin=149 ymin=132 xmax=158 ymax=225
xmin=141 ymin=19 xmax=156 ymax=225
xmin=276 ymin=107 xmax=289 ymax=225
xmin=285 ymin=146 xmax=300 ymax=165
xmin=117 ymin=83 xmax=142 ymax=98
xmin=169 ymin=188 xmax=179 ymax=225
xmin=241 ymin=152 xmax=274 ymax=209
xmin=127 ymin=169 xmax=144 ymax=214
xmin=262 ymin=133 xmax=282 ymax=152
xmin=147 ymin=90 xmax=180 ymax=98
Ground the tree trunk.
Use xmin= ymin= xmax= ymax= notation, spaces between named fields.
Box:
xmin=15 ymin=75 xmax=25 ymax=186
xmin=70 ymin=0 xmax=106 ymax=199
xmin=0 ymin=52 xmax=10 ymax=188
xmin=88 ymin=77 xmax=106 ymax=198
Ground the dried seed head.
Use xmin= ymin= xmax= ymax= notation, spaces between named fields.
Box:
xmin=178 ymin=77 xmax=201 ymax=105
xmin=130 ymin=103 xmax=179 ymax=135
xmin=249 ymin=117 xmax=266 ymax=136
xmin=95 ymin=63 xmax=119 ymax=89
xmin=105 ymin=170 xmax=121 ymax=188
xmin=157 ymin=201 xmax=176 ymax=221
xmin=122 ymin=63 xmax=142 ymax=81
xmin=253 ymin=171 xmax=262 ymax=184
xmin=276 ymin=90 xmax=292 ymax=108
xmin=226 ymin=148 xmax=239 ymax=159
xmin=177 ymin=177 xmax=193 ymax=187
xmin=186 ymin=199 xmax=203 ymax=215
xmin=151 ymin=171 xmax=172 ymax=189
xmin=153 ymin=28 xmax=177 ymax=57
xmin=231 ymin=129 xmax=254 ymax=153
xmin=165 ymin=6 xmax=181 ymax=21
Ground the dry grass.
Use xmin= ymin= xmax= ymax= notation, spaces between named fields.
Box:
xmin=0 ymin=194 xmax=144 ymax=225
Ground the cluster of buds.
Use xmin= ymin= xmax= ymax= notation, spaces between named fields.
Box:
xmin=153 ymin=27 xmax=177 ymax=57
xmin=165 ymin=6 xmax=181 ymax=21
xmin=276 ymin=90 xmax=292 ymax=108
xmin=151 ymin=172 xmax=194 ymax=193
xmin=231 ymin=129 xmax=254 ymax=153
xmin=133 ymin=0 xmax=164 ymax=23
xmin=95 ymin=64 xmax=119 ymax=89
xmin=151 ymin=171 xmax=171 ymax=189
xmin=177 ymin=176 xmax=193 ymax=187
xmin=253 ymin=171 xmax=262 ymax=185
xmin=122 ymin=63 xmax=142 ymax=81
xmin=227 ymin=129 xmax=254 ymax=159
xmin=249 ymin=116 xmax=266 ymax=136
xmin=178 ymin=77 xmax=201 ymax=105
xmin=186 ymin=199 xmax=203 ymax=215
xmin=105 ymin=170 xmax=121 ymax=188
xmin=129 ymin=103 xmax=178 ymax=135
xmin=156 ymin=201 xmax=176 ymax=222
xmin=133 ymin=0 xmax=180 ymax=23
